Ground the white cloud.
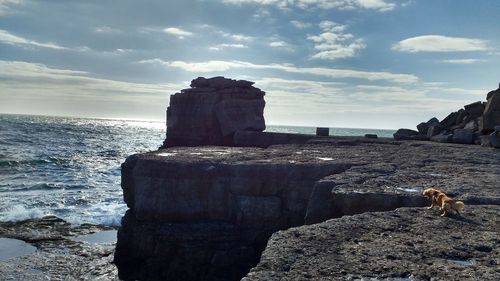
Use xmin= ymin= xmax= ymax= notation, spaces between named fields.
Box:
xmin=0 ymin=29 xmax=66 ymax=49
xmin=393 ymin=35 xmax=489 ymax=52
xmin=222 ymin=0 xmax=396 ymax=11
xmin=138 ymin=58 xmax=418 ymax=83
xmin=269 ymin=41 xmax=287 ymax=47
xmin=163 ymin=27 xmax=193 ymax=39
xmin=220 ymin=31 xmax=253 ymax=41
xmin=307 ymin=21 xmax=365 ymax=60
xmin=209 ymin=43 xmax=248 ymax=51
xmin=94 ymin=26 xmax=121 ymax=33
xmin=0 ymin=0 xmax=20 ymax=15
xmin=291 ymin=20 xmax=312 ymax=29
xmin=0 ymin=60 xmax=181 ymax=95
xmin=442 ymin=58 xmax=484 ymax=64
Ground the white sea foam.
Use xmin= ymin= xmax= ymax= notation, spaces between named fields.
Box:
xmin=0 ymin=205 xmax=51 ymax=222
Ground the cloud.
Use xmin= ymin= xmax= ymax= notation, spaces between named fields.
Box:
xmin=209 ymin=43 xmax=248 ymax=51
xmin=0 ymin=0 xmax=20 ymax=15
xmin=94 ymin=26 xmax=121 ymax=33
xmin=163 ymin=27 xmax=193 ymax=39
xmin=0 ymin=60 xmax=181 ymax=95
xmin=269 ymin=41 xmax=287 ymax=47
xmin=290 ymin=20 xmax=312 ymax=29
xmin=307 ymin=21 xmax=365 ymax=60
xmin=393 ymin=35 xmax=489 ymax=52
xmin=442 ymin=58 xmax=485 ymax=64
xmin=138 ymin=58 xmax=418 ymax=83
xmin=220 ymin=31 xmax=253 ymax=41
xmin=0 ymin=29 xmax=66 ymax=49
xmin=222 ymin=0 xmax=396 ymax=11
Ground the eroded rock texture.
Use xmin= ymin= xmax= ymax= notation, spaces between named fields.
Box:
xmin=244 ymin=206 xmax=500 ymax=281
xmin=162 ymin=77 xmax=265 ymax=147
xmin=115 ymin=139 xmax=500 ymax=280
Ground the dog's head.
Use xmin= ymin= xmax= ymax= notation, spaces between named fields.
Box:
xmin=422 ymin=188 xmax=440 ymax=198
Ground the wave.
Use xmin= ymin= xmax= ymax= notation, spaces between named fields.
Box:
xmin=0 ymin=205 xmax=51 ymax=222
xmin=0 ymin=157 xmax=69 ymax=168
xmin=0 ymin=203 xmax=126 ymax=226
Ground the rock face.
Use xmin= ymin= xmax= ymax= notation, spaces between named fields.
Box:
xmin=395 ymin=84 xmax=500 ymax=147
xmin=481 ymin=85 xmax=500 ymax=134
xmin=114 ymin=139 xmax=500 ymax=281
xmin=244 ymin=206 xmax=500 ymax=281
xmin=162 ymin=77 xmax=266 ymax=147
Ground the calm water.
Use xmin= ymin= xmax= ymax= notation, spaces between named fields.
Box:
xmin=0 ymin=114 xmax=394 ymax=225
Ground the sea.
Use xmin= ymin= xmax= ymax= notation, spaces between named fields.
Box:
xmin=0 ymin=114 xmax=395 ymax=226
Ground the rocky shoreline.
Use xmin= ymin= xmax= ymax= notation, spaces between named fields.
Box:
xmin=0 ymin=216 xmax=118 ymax=280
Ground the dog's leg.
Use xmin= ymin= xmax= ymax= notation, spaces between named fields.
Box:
xmin=427 ymin=201 xmax=434 ymax=209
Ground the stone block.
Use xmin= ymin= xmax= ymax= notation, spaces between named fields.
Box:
xmin=316 ymin=127 xmax=329 ymax=136
xmin=452 ymin=129 xmax=474 ymax=144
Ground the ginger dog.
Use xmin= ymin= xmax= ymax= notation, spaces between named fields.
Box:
xmin=422 ymin=188 xmax=441 ymax=209
xmin=435 ymin=192 xmax=464 ymax=217
xmin=422 ymin=188 xmax=464 ymax=216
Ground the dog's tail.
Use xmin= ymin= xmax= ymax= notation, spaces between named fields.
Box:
xmin=453 ymin=201 xmax=465 ymax=211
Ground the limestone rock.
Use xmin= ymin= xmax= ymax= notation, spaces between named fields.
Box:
xmin=244 ymin=206 xmax=500 ymax=281
xmin=452 ymin=128 xmax=474 ymax=144
xmin=393 ymin=128 xmax=419 ymax=140
xmin=164 ymin=77 xmax=265 ymax=147
xmin=416 ymin=117 xmax=439 ymax=135
xmin=464 ymin=101 xmax=485 ymax=120
xmin=480 ymin=86 xmax=500 ymax=133
xmin=440 ymin=111 xmax=459 ymax=128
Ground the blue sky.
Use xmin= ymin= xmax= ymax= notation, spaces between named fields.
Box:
xmin=0 ymin=0 xmax=499 ymax=129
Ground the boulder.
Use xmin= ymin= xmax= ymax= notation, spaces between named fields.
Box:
xmin=430 ymin=132 xmax=452 ymax=143
xmin=464 ymin=101 xmax=485 ymax=119
xmin=393 ymin=128 xmax=419 ymax=140
xmin=439 ymin=111 xmax=459 ymax=128
xmin=455 ymin=108 xmax=467 ymax=126
xmin=426 ymin=124 xmax=444 ymax=138
xmin=452 ymin=129 xmax=474 ymax=144
xmin=480 ymin=85 xmax=500 ymax=133
xmin=163 ymin=77 xmax=266 ymax=147
xmin=416 ymin=117 xmax=439 ymax=135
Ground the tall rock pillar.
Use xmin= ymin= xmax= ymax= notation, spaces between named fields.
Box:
xmin=162 ymin=76 xmax=266 ymax=147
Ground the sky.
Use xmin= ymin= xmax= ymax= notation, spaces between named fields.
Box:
xmin=0 ymin=0 xmax=499 ymax=129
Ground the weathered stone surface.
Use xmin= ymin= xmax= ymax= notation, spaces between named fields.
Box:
xmin=215 ymin=99 xmax=265 ymax=136
xmin=427 ymin=124 xmax=444 ymax=138
xmin=440 ymin=111 xmax=459 ymax=128
xmin=244 ymin=206 xmax=500 ymax=281
xmin=481 ymin=86 xmax=500 ymax=133
xmin=417 ymin=118 xmax=439 ymax=135
xmin=464 ymin=101 xmax=485 ymax=119
xmin=304 ymin=141 xmax=500 ymax=224
xmin=430 ymin=131 xmax=452 ymax=142
xmin=163 ymin=77 xmax=265 ymax=147
xmin=116 ymin=139 xmax=500 ymax=280
xmin=452 ymin=128 xmax=474 ymax=144
xmin=0 ymin=216 xmax=117 ymax=280
xmin=393 ymin=128 xmax=419 ymax=140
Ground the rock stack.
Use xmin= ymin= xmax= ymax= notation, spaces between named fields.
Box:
xmin=162 ymin=77 xmax=266 ymax=147
xmin=394 ymin=84 xmax=500 ymax=148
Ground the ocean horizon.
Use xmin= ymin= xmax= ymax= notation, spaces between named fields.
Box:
xmin=0 ymin=113 xmax=395 ymax=225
